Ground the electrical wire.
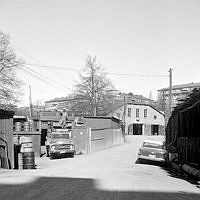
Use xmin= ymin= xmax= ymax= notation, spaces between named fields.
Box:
xmin=107 ymin=72 xmax=168 ymax=77
xmin=26 ymin=63 xmax=79 ymax=72
xmin=26 ymin=63 xmax=168 ymax=77
xmin=21 ymin=67 xmax=72 ymax=93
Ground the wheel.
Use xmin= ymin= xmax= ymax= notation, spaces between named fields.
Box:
xmin=136 ymin=158 xmax=143 ymax=164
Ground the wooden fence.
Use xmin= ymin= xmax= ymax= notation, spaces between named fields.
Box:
xmin=0 ymin=109 xmax=14 ymax=169
xmin=177 ymin=137 xmax=200 ymax=165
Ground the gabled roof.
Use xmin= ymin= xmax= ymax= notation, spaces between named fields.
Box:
xmin=107 ymin=102 xmax=164 ymax=116
xmin=45 ymin=97 xmax=83 ymax=103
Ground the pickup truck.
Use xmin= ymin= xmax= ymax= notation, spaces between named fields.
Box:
xmin=48 ymin=129 xmax=75 ymax=159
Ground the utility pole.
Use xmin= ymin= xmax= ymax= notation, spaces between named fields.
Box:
xmin=169 ymin=68 xmax=173 ymax=116
xmin=122 ymin=95 xmax=126 ymax=137
xmin=29 ymin=85 xmax=33 ymax=122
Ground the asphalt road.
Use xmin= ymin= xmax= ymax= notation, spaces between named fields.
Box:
xmin=0 ymin=135 xmax=200 ymax=200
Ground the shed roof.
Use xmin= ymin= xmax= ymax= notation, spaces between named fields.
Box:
xmin=0 ymin=109 xmax=14 ymax=118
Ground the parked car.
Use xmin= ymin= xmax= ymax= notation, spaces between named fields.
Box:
xmin=137 ymin=139 xmax=167 ymax=163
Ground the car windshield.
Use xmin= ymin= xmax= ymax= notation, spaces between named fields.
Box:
xmin=51 ymin=134 xmax=70 ymax=139
xmin=143 ymin=142 xmax=164 ymax=149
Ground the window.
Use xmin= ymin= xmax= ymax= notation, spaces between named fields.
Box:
xmin=128 ymin=108 xmax=131 ymax=117
xmin=136 ymin=108 xmax=139 ymax=118
xmin=144 ymin=109 xmax=147 ymax=118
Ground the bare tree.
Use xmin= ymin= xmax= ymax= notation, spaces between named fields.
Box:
xmin=0 ymin=31 xmax=23 ymax=108
xmin=73 ymin=55 xmax=115 ymax=116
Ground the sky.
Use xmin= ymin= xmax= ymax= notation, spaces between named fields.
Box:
xmin=1 ymin=0 xmax=200 ymax=106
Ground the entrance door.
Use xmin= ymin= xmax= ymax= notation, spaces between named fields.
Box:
xmin=151 ymin=125 xmax=159 ymax=135
xmin=41 ymin=129 xmax=47 ymax=146
xmin=133 ymin=124 xmax=143 ymax=135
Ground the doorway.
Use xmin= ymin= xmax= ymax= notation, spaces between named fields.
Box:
xmin=133 ymin=124 xmax=143 ymax=135
xmin=151 ymin=125 xmax=159 ymax=135
xmin=41 ymin=129 xmax=47 ymax=146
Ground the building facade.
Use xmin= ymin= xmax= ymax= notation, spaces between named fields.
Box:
xmin=158 ymin=82 xmax=200 ymax=113
xmin=107 ymin=103 xmax=165 ymax=136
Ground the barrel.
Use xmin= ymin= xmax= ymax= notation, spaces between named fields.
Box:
xmin=15 ymin=122 xmax=22 ymax=131
xmin=24 ymin=121 xmax=30 ymax=131
xmin=18 ymin=152 xmax=35 ymax=169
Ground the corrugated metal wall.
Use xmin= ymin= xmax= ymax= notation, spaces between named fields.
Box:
xmin=72 ymin=126 xmax=124 ymax=154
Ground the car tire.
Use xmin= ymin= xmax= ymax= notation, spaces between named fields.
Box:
xmin=70 ymin=154 xmax=74 ymax=158
xmin=136 ymin=158 xmax=145 ymax=164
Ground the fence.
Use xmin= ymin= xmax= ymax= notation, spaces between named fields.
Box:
xmin=72 ymin=126 xmax=124 ymax=154
xmin=0 ymin=109 xmax=14 ymax=169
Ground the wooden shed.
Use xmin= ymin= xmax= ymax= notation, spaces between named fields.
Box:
xmin=0 ymin=109 xmax=14 ymax=169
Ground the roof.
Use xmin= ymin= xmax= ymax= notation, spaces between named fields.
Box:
xmin=143 ymin=139 xmax=164 ymax=145
xmin=158 ymin=82 xmax=200 ymax=91
xmin=84 ymin=116 xmax=120 ymax=121
xmin=107 ymin=102 xmax=164 ymax=116
xmin=0 ymin=109 xmax=15 ymax=118
xmin=13 ymin=115 xmax=27 ymax=119
xmin=45 ymin=97 xmax=83 ymax=103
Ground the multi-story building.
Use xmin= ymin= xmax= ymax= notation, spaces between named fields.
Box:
xmin=158 ymin=82 xmax=200 ymax=112
xmin=107 ymin=102 xmax=165 ymax=136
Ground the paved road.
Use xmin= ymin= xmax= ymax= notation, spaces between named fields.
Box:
xmin=0 ymin=135 xmax=200 ymax=200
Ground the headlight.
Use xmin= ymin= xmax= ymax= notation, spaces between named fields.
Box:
xmin=51 ymin=145 xmax=55 ymax=150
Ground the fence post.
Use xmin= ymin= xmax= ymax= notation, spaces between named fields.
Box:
xmin=88 ymin=128 xmax=91 ymax=153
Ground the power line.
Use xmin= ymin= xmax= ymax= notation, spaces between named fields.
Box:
xmin=12 ymin=43 xmax=74 ymax=92
xmin=21 ymin=67 xmax=72 ymax=93
xmin=11 ymin=42 xmax=43 ymax=65
xmin=107 ymin=72 xmax=168 ymax=77
xmin=12 ymin=42 xmax=168 ymax=78
xmin=26 ymin=63 xmax=168 ymax=77
xmin=26 ymin=63 xmax=79 ymax=72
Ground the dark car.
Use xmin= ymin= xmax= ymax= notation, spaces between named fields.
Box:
xmin=49 ymin=129 xmax=75 ymax=159
xmin=137 ymin=139 xmax=167 ymax=163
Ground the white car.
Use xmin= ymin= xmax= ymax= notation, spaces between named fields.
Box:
xmin=137 ymin=139 xmax=167 ymax=163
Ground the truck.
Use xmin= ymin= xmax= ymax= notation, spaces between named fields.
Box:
xmin=47 ymin=128 xmax=75 ymax=159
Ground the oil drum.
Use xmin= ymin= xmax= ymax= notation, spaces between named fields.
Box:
xmin=24 ymin=121 xmax=30 ymax=131
xmin=15 ymin=122 xmax=22 ymax=131
xmin=18 ymin=152 xmax=35 ymax=169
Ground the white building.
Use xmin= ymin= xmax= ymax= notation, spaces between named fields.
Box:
xmin=107 ymin=103 xmax=165 ymax=136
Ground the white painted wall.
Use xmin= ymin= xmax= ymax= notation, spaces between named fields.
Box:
xmin=110 ymin=104 xmax=165 ymax=134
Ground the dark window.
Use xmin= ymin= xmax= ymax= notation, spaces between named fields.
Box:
xmin=136 ymin=108 xmax=139 ymax=118
xmin=128 ymin=108 xmax=131 ymax=117
xmin=144 ymin=109 xmax=147 ymax=118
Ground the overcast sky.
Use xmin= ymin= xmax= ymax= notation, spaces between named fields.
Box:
xmin=1 ymin=0 xmax=200 ymax=106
